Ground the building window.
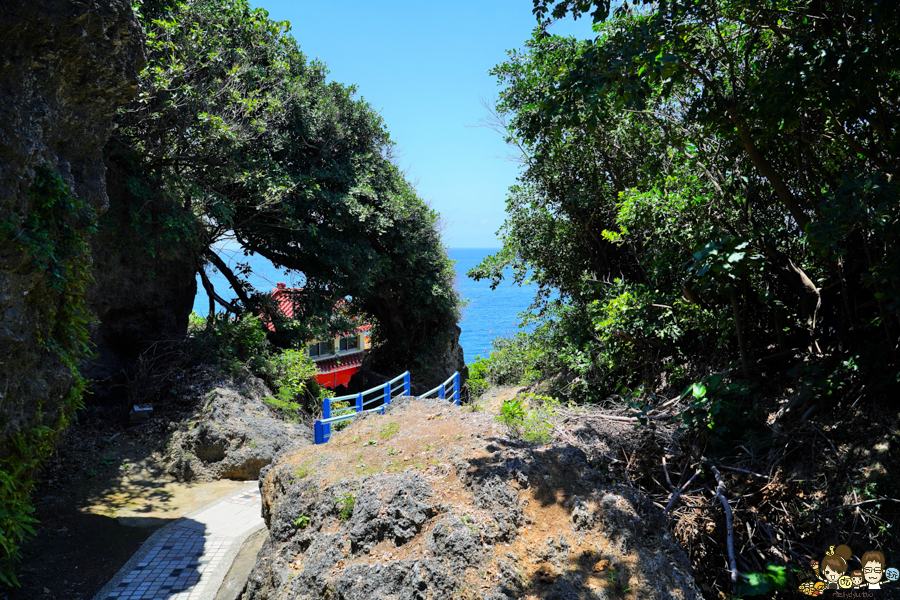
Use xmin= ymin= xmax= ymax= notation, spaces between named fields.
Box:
xmin=308 ymin=340 xmax=334 ymax=358
xmin=339 ymin=335 xmax=359 ymax=352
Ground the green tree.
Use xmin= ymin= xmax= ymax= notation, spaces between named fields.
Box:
xmin=110 ymin=0 xmax=460 ymax=380
xmin=474 ymin=0 xmax=899 ymax=407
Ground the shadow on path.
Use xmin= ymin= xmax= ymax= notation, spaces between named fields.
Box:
xmin=99 ymin=518 xmax=208 ymax=600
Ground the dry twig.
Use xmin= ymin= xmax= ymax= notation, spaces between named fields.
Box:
xmin=711 ymin=465 xmax=741 ymax=584
xmin=665 ymin=468 xmax=701 ymax=515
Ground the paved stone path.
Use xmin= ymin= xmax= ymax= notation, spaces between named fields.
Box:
xmin=94 ymin=485 xmax=265 ymax=600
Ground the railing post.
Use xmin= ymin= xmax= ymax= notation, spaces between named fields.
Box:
xmin=453 ymin=372 xmax=460 ymax=405
xmin=403 ymin=371 xmax=410 ymax=396
xmin=314 ymin=420 xmax=324 ymax=444
xmin=323 ymin=397 xmax=331 ymax=440
xmin=384 ymin=382 xmax=391 ymax=406
xmin=438 ymin=384 xmax=445 ymax=400
xmin=356 ymin=392 xmax=363 ymax=413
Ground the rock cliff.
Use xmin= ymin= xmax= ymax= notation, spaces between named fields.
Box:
xmin=84 ymin=156 xmax=199 ymax=404
xmin=244 ymin=397 xmax=699 ymax=600
xmin=351 ymin=324 xmax=468 ymax=399
xmin=0 ymin=0 xmax=144 ymax=573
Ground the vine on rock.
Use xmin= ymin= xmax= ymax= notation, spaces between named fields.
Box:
xmin=0 ymin=166 xmax=96 ymax=584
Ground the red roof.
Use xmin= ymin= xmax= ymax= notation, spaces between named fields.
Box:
xmin=270 ymin=282 xmax=297 ymax=320
xmin=263 ymin=283 xmax=370 ymax=334
xmin=314 ymin=351 xmax=365 ymax=374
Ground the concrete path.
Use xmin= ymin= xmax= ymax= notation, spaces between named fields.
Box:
xmin=93 ymin=484 xmax=265 ymax=600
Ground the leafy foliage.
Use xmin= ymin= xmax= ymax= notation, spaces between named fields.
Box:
xmin=467 ymin=333 xmax=546 ymax=397
xmin=338 ymin=493 xmax=356 ymax=520
xmin=678 ymin=375 xmax=761 ymax=449
xmin=112 ymin=0 xmax=460 ymax=381
xmin=495 ymin=394 xmax=561 ymax=444
xmin=188 ymin=312 xmax=328 ymax=419
xmin=0 ymin=168 xmax=96 ymax=584
xmin=472 ymin=0 xmax=900 ymax=436
xmin=496 ymin=398 xmax=526 ymax=439
xmin=734 ymin=564 xmax=795 ymax=598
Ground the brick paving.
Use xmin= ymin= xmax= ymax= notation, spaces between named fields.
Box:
xmin=98 ymin=486 xmax=264 ymax=600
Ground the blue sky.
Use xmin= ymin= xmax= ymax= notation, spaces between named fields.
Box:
xmin=250 ymin=0 xmax=595 ymax=248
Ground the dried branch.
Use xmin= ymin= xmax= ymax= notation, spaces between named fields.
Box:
xmin=665 ymin=468 xmax=702 ymax=515
xmin=711 ymin=465 xmax=741 ymax=584
xmin=817 ymin=497 xmax=900 ymax=514
xmin=717 ymin=465 xmax=769 ymax=479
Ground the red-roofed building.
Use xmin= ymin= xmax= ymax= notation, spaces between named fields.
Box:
xmin=267 ymin=283 xmax=371 ymax=388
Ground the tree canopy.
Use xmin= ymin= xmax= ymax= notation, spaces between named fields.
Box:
xmin=109 ymin=0 xmax=460 ymax=379
xmin=473 ymin=0 xmax=899 ymax=404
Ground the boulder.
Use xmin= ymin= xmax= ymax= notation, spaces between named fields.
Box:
xmin=244 ymin=398 xmax=701 ymax=600
xmin=165 ymin=375 xmax=312 ymax=481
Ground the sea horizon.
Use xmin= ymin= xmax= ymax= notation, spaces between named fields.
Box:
xmin=193 ymin=247 xmax=535 ymax=365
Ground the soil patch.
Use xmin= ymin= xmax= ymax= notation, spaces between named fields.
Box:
xmin=246 ymin=393 xmax=699 ymax=599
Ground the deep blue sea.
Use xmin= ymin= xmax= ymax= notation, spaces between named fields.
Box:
xmin=193 ymin=248 xmax=538 ymax=364
xmin=449 ymin=248 xmax=537 ymax=363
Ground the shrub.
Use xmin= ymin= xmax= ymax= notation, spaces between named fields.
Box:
xmin=262 ymin=350 xmax=331 ymax=421
xmin=496 ymin=394 xmax=561 ymax=444
xmin=187 ymin=312 xmax=271 ymax=375
xmin=467 ymin=333 xmax=547 ymax=397
xmin=338 ymin=493 xmax=356 ymax=520
xmin=496 ymin=397 xmax=525 ymax=438
xmin=678 ymin=375 xmax=763 ymax=449
xmin=189 ymin=313 xmax=329 ymax=420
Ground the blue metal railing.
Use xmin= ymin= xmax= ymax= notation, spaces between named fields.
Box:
xmin=419 ymin=372 xmax=461 ymax=404
xmin=313 ymin=371 xmax=460 ymax=444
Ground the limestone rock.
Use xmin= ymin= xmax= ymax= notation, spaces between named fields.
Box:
xmin=244 ymin=398 xmax=701 ymax=600
xmin=0 ymin=0 xmax=143 ymax=491
xmin=165 ymin=375 xmax=312 ymax=481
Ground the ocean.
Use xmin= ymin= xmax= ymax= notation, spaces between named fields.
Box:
xmin=193 ymin=247 xmax=538 ymax=365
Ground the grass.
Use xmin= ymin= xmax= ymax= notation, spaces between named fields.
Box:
xmin=294 ymin=460 xmax=315 ymax=479
xmin=380 ymin=421 xmax=400 ymax=439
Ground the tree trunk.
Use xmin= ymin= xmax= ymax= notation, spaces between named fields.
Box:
xmin=205 ymin=249 xmax=253 ymax=311
xmin=724 ymin=104 xmax=811 ymax=232
xmin=731 ymin=292 xmax=750 ymax=378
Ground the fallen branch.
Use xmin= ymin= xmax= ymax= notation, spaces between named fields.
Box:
xmin=587 ymin=412 xmax=678 ymax=423
xmin=717 ymin=465 xmax=769 ymax=479
xmin=662 ymin=456 xmax=675 ymax=491
xmin=817 ymin=497 xmax=900 ymax=514
xmin=665 ymin=468 xmax=701 ymax=515
xmin=812 ymin=425 xmax=839 ymax=458
xmin=712 ymin=465 xmax=741 ymax=584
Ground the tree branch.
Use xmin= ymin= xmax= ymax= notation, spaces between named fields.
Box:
xmin=712 ymin=465 xmax=741 ymax=584
xmin=198 ymin=267 xmax=240 ymax=314
xmin=724 ymin=104 xmax=811 ymax=231
xmin=204 ymin=249 xmax=253 ymax=311
xmin=665 ymin=467 xmax=701 ymax=515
